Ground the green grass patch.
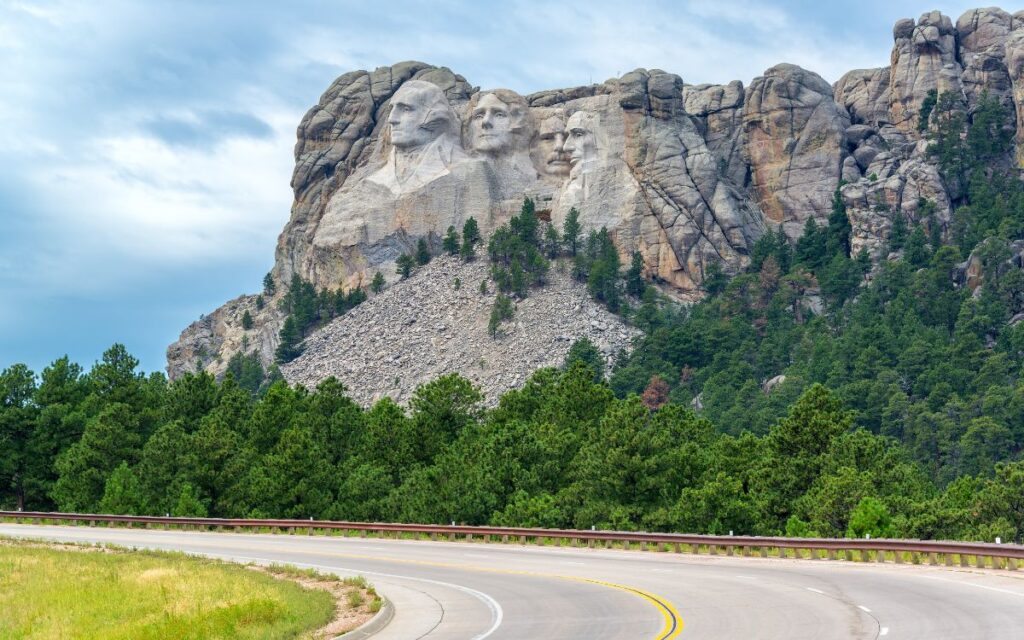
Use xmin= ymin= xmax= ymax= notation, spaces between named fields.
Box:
xmin=0 ymin=540 xmax=334 ymax=640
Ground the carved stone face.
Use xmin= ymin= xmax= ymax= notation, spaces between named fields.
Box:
xmin=470 ymin=93 xmax=515 ymax=154
xmin=387 ymin=81 xmax=454 ymax=150
xmin=563 ymin=111 xmax=600 ymax=177
xmin=537 ymin=115 xmax=570 ymax=176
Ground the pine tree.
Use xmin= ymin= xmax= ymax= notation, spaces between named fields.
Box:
xmin=442 ymin=226 xmax=461 ymax=255
xmin=416 ymin=238 xmax=432 ymax=265
xmin=544 ymin=224 xmax=561 ymax=259
xmin=488 ymin=294 xmax=515 ymax=337
xmin=241 ymin=310 xmax=254 ymax=331
xmin=263 ymin=272 xmax=276 ymax=296
xmin=625 ymin=251 xmax=645 ymax=297
xmin=460 ymin=238 xmax=476 ymax=261
xmin=275 ymin=316 xmax=303 ymax=364
xmin=889 ymin=213 xmax=907 ymax=252
xmin=371 ymin=271 xmax=386 ymax=294
xmin=172 ymin=483 xmax=208 ymax=517
xmin=462 ymin=217 xmax=481 ymax=248
xmin=826 ymin=189 xmax=852 ymax=258
xmin=562 ymin=207 xmax=581 ymax=256
xmin=396 ymin=254 xmax=414 ymax=279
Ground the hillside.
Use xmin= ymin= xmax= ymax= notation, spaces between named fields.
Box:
xmin=281 ymin=255 xmax=640 ymax=405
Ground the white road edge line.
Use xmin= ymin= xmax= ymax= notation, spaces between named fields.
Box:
xmin=805 ymin=587 xmax=824 ymax=594
xmin=880 ymin=627 xmax=889 ymax=636
xmin=919 ymin=574 xmax=1024 ymax=598
xmin=858 ymin=605 xmax=871 ymax=613
xmin=221 ymin=554 xmax=504 ymax=640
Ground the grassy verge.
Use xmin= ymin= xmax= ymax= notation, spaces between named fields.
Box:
xmin=0 ymin=538 xmax=339 ymax=639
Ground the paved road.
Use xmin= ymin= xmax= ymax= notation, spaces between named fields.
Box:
xmin=3 ymin=524 xmax=1024 ymax=639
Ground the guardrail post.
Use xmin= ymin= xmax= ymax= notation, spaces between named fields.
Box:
xmin=572 ymin=537 xmax=579 ymax=548
xmin=944 ymin=553 xmax=953 ymax=567
xmin=960 ymin=554 xmax=969 ymax=567
xmin=975 ymin=555 xmax=986 ymax=569
xmin=844 ymin=549 xmax=853 ymax=562
xmin=875 ymin=550 xmax=886 ymax=563
xmin=741 ymin=546 xmax=750 ymax=557
xmin=827 ymin=549 xmax=836 ymax=561
xmin=502 ymin=534 xmax=508 ymax=544
xmin=760 ymin=546 xmax=769 ymax=558
xmin=448 ymin=532 xmax=455 ymax=542
xmin=520 ymin=535 xmax=527 ymax=544
xmin=709 ymin=544 xmax=718 ymax=555
xmin=894 ymin=551 xmax=903 ymax=564
xmin=1008 ymin=558 xmax=1017 ymax=571
xmin=927 ymin=552 xmax=938 ymax=565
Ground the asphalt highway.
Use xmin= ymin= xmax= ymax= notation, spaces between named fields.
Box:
xmin=2 ymin=524 xmax=1023 ymax=639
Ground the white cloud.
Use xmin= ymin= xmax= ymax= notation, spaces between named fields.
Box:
xmin=16 ymin=97 xmax=298 ymax=293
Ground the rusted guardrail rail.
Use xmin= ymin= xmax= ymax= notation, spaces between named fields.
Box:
xmin=2 ymin=511 xmax=1021 ymax=570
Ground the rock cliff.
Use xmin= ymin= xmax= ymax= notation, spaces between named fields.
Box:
xmin=169 ymin=7 xmax=1024 ymax=393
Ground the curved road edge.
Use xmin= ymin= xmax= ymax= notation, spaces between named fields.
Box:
xmin=338 ymin=596 xmax=395 ymax=640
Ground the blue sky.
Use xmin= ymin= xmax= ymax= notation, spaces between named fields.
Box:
xmin=0 ymin=0 xmax=994 ymax=375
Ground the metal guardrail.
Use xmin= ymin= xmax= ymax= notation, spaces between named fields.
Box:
xmin=2 ymin=511 xmax=1021 ymax=569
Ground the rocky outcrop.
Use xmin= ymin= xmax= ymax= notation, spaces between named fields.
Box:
xmin=742 ymin=64 xmax=850 ymax=238
xmin=842 ymin=151 xmax=951 ymax=259
xmin=835 ymin=67 xmax=892 ymax=128
xmin=170 ymin=7 xmax=1024 ymax=382
xmin=280 ymin=256 xmax=641 ymax=406
xmin=958 ymin=8 xmax=1016 ymax=109
xmin=889 ymin=12 xmax=964 ymax=134
xmin=167 ymin=295 xmax=283 ymax=380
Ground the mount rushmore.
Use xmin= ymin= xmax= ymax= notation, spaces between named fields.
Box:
xmin=169 ymin=7 xmax=1024 ymax=382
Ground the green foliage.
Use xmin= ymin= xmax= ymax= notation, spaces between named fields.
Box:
xmin=275 ymin=316 xmax=304 ymax=364
xmin=370 ymin=271 xmax=386 ymax=294
xmin=462 ymin=217 xmax=481 ymax=248
xmin=564 ymin=338 xmax=605 ymax=382
xmin=917 ymin=89 xmax=937 ymax=132
xmin=442 ymin=226 xmax=460 ymax=255
xmin=562 ymin=207 xmax=581 ymax=256
xmin=573 ymin=228 xmax=621 ymax=312
xmin=263 ymin=272 xmax=276 ymax=296
xmin=275 ymin=275 xmax=366 ymax=365
xmin=625 ymin=252 xmax=645 ymax=298
xmin=1 ymin=333 xmax=1021 ymax=541
xmin=396 ymin=254 xmax=414 ymax=279
xmin=226 ymin=352 xmax=265 ymax=395
xmin=488 ymin=294 xmax=515 ymax=337
xmin=172 ymin=482 xmax=208 ymax=517
xmin=488 ymin=198 xmax=549 ymax=297
xmin=416 ymin=237 xmax=432 ymax=265
xmin=846 ymin=497 xmax=894 ymax=539
xmin=98 ymin=462 xmax=144 ymax=515
xmin=241 ymin=310 xmax=254 ymax=331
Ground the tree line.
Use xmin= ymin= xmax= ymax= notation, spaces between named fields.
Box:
xmin=2 ymin=346 xmax=1022 ymax=542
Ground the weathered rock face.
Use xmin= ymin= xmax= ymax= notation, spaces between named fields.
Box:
xmin=835 ymin=67 xmax=892 ymax=128
xmin=742 ymin=64 xmax=850 ymax=238
xmin=280 ymin=256 xmax=641 ymax=406
xmin=166 ymin=295 xmax=283 ymax=380
xmin=169 ymin=7 xmax=1024 ymax=383
xmin=889 ymin=12 xmax=964 ymax=134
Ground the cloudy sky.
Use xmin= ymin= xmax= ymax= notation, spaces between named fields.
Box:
xmin=0 ymin=0 xmax=994 ymax=374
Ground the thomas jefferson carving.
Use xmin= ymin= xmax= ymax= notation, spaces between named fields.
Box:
xmin=465 ymin=89 xmax=537 ymax=197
